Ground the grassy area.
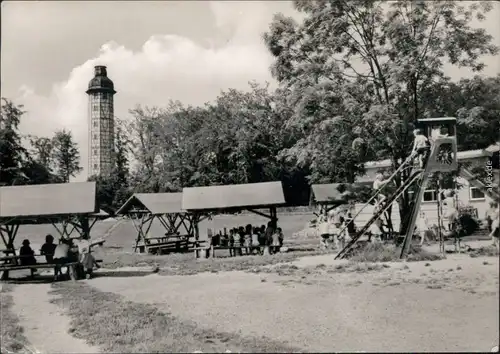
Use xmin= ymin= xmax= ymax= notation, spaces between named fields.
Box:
xmin=96 ymin=248 xmax=331 ymax=275
xmin=347 ymin=242 xmax=444 ymax=263
xmin=249 ymin=261 xmax=390 ymax=277
xmin=469 ymin=245 xmax=499 ymax=258
xmin=49 ymin=282 xmax=302 ymax=353
xmin=0 ymin=285 xmax=33 ymax=354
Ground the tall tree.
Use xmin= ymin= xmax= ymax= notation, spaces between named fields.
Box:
xmin=52 ymin=129 xmax=82 ymax=183
xmin=264 ymin=0 xmax=498 ymax=232
xmin=0 ymin=98 xmax=28 ymax=186
xmin=28 ymin=136 xmax=55 ymax=175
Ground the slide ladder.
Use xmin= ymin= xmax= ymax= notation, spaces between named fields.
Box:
xmin=335 ymin=169 xmax=424 ymax=260
xmin=334 ymin=157 xmax=414 ymax=240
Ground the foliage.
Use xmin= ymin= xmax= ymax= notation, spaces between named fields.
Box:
xmin=0 ymin=98 xmax=29 ymax=185
xmin=51 ymin=129 xmax=82 ymax=183
xmin=263 ymin=0 xmax=498 ymax=231
xmin=456 ymin=205 xmax=481 ymax=237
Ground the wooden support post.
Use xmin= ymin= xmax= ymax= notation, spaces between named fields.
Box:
xmin=131 ymin=214 xmax=153 ymax=253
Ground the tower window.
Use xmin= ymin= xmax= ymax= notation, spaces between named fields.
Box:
xmin=93 ymin=134 xmax=97 ymax=140
xmin=93 ymin=149 xmax=98 ymax=155
xmin=102 ymin=93 xmax=109 ymax=100
xmin=93 ymin=121 xmax=98 ymax=127
xmin=93 ymin=105 xmax=99 ymax=112
xmin=93 ymin=164 xmax=98 ymax=169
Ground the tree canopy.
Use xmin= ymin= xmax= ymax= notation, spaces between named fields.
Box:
xmin=1 ymin=1 xmax=498 ymax=222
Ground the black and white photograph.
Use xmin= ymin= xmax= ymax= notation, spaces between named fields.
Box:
xmin=0 ymin=1 xmax=499 ymax=352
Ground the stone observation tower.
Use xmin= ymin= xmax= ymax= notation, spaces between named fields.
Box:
xmin=86 ymin=65 xmax=116 ymax=177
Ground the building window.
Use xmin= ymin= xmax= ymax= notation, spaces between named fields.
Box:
xmin=93 ymin=120 xmax=98 ymax=127
xmin=102 ymin=93 xmax=109 ymax=100
xmin=469 ymin=187 xmax=485 ymax=200
xmin=93 ymin=105 xmax=99 ymax=112
xmin=93 ymin=149 xmax=98 ymax=155
xmin=423 ymin=190 xmax=438 ymax=202
xmin=93 ymin=164 xmax=98 ymax=170
xmin=93 ymin=134 xmax=97 ymax=140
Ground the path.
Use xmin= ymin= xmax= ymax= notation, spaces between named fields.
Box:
xmin=90 ymin=256 xmax=499 ymax=352
xmin=11 ymin=284 xmax=100 ymax=354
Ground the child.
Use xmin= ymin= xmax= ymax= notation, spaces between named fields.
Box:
xmin=271 ymin=228 xmax=281 ymax=254
xmin=318 ymin=215 xmax=330 ymax=249
xmin=40 ymin=234 xmax=57 ymax=263
xmin=244 ymin=224 xmax=252 ymax=255
xmin=19 ymin=239 xmax=37 ymax=276
xmin=489 ymin=216 xmax=499 ymax=251
xmin=373 ymin=172 xmax=391 ymax=204
xmin=485 ymin=202 xmax=499 ymax=233
xmin=277 ymin=227 xmax=284 ymax=248
xmin=251 ymin=227 xmax=260 ymax=254
xmin=410 ymin=128 xmax=430 ymax=169
xmin=79 ymin=244 xmax=100 ymax=279
xmin=228 ymin=229 xmax=235 ymax=257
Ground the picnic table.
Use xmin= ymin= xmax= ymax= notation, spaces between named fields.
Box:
xmin=137 ymin=234 xmax=205 ymax=254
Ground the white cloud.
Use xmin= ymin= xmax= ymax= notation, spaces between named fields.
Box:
xmin=14 ymin=1 xmax=279 ymax=181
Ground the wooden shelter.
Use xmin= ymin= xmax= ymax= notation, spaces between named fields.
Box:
xmin=181 ymin=181 xmax=286 ymax=238
xmin=0 ymin=182 xmax=107 ymax=256
xmin=310 ymin=183 xmax=357 ymax=215
xmin=115 ymin=193 xmax=196 ymax=253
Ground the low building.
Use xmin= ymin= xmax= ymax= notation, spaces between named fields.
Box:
xmin=353 ymin=145 xmax=499 ymax=232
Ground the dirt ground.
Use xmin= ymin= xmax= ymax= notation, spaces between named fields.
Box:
xmin=86 ymin=249 xmax=499 ymax=352
xmin=10 ymin=284 xmax=99 ymax=353
xmin=4 ymin=240 xmax=499 ymax=353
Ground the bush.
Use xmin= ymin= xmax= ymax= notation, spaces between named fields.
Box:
xmin=456 ymin=207 xmax=481 ymax=237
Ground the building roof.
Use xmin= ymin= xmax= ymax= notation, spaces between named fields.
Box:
xmin=0 ymin=182 xmax=98 ymax=220
xmin=115 ymin=193 xmax=185 ymax=215
xmin=86 ymin=65 xmax=116 ymax=94
xmin=418 ymin=117 xmax=457 ymax=123
xmin=311 ymin=183 xmax=352 ymax=205
xmin=182 ymin=181 xmax=286 ymax=212
xmin=364 ymin=148 xmax=493 ymax=170
xmin=485 ymin=143 xmax=500 ymax=154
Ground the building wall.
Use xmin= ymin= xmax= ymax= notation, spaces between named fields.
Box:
xmin=354 ymin=155 xmax=496 ymax=232
xmin=88 ymin=92 xmax=115 ymax=177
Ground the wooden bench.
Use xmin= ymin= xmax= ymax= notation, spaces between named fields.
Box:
xmin=0 ymin=259 xmax=103 ymax=281
xmin=193 ymin=244 xmax=264 ymax=259
xmin=0 ymin=262 xmax=80 ymax=281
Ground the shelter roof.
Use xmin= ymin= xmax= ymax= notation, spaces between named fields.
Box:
xmin=182 ymin=181 xmax=286 ymax=212
xmin=0 ymin=182 xmax=97 ymax=221
xmin=116 ymin=193 xmax=185 ymax=215
xmin=311 ymin=183 xmax=360 ymax=205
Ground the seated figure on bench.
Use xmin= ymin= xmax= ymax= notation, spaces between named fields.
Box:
xmin=20 ymin=239 xmax=37 ymax=274
xmin=40 ymin=234 xmax=57 ymax=263
xmin=53 ymin=238 xmax=72 ymax=280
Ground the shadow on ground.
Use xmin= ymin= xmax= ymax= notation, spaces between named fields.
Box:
xmin=92 ymin=270 xmax=157 ymax=278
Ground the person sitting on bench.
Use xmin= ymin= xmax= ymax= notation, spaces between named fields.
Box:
xmin=53 ymin=238 xmax=71 ymax=280
xmin=19 ymin=239 xmax=37 ymax=274
xmin=40 ymin=234 xmax=57 ymax=263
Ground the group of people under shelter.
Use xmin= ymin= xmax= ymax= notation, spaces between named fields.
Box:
xmin=18 ymin=234 xmax=100 ymax=280
xmin=208 ymin=221 xmax=285 ymax=256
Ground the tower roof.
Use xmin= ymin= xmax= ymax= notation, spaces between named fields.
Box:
xmin=86 ymin=65 xmax=116 ymax=94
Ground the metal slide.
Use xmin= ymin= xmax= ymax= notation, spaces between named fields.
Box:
xmin=333 ymin=157 xmax=414 ymax=242
xmin=335 ymin=169 xmax=424 ymax=260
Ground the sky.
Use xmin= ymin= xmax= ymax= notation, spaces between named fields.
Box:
xmin=1 ymin=1 xmax=499 ymax=181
